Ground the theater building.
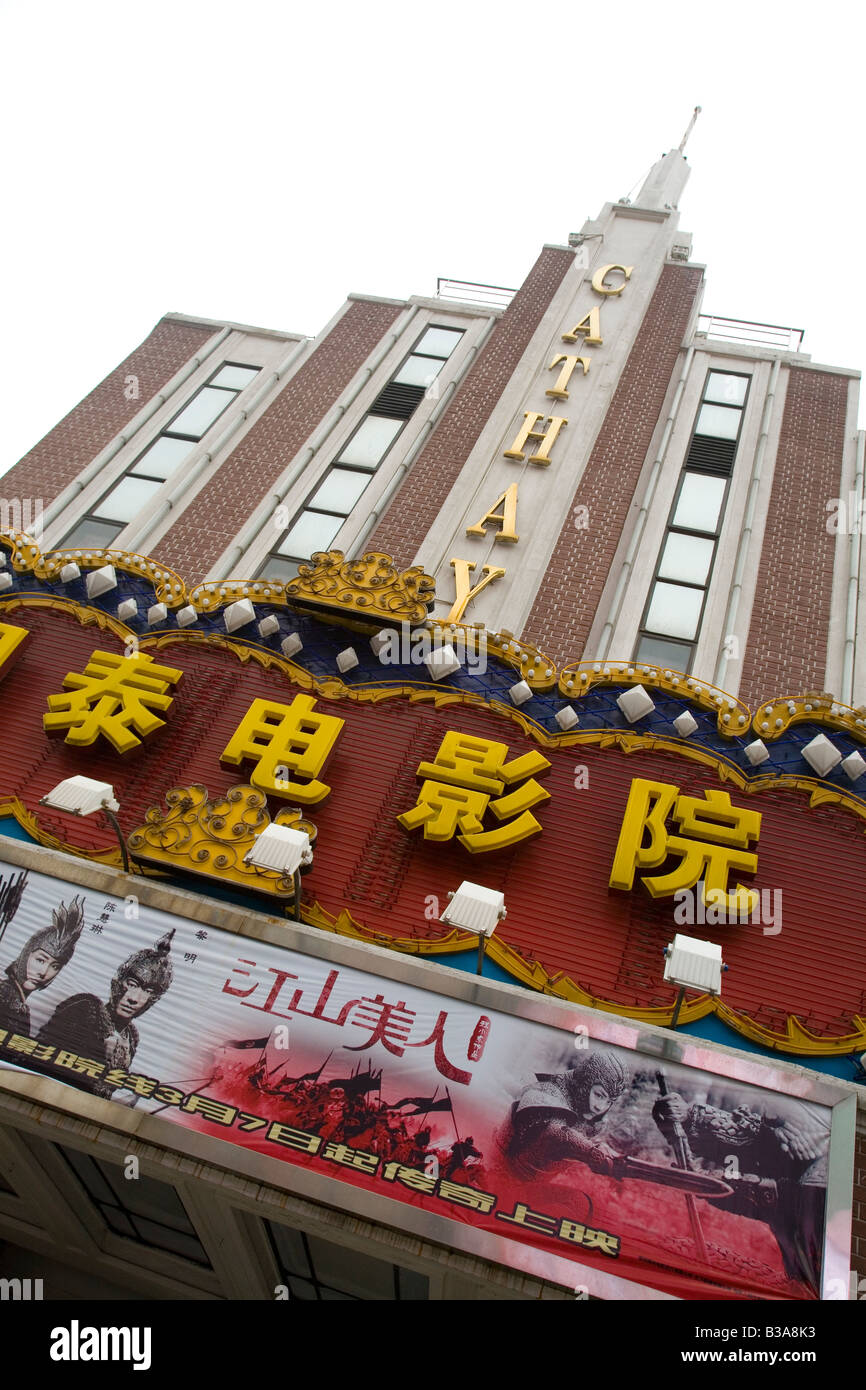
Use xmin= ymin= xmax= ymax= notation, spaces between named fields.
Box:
xmin=0 ymin=133 xmax=862 ymax=1302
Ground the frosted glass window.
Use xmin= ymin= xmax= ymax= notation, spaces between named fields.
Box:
xmin=672 ymin=473 xmax=727 ymax=533
xmin=645 ymin=581 xmax=704 ymax=641
xmin=695 ymin=403 xmax=740 ymax=440
xmin=210 ymin=364 xmax=260 ymax=390
xmin=394 ymin=355 xmax=444 ymax=388
xmin=634 ymin=634 xmax=693 ymax=671
xmin=131 ymin=436 xmax=195 ymax=480
xmin=277 ymin=510 xmax=343 ymax=557
xmin=658 ymin=532 xmax=715 ymax=586
xmin=309 ymin=470 xmax=370 ymax=513
xmin=414 ymin=327 xmax=463 ymax=358
xmin=169 ymin=386 xmax=235 ymax=439
xmin=704 ymin=373 xmax=748 ymax=406
xmin=95 ymin=476 xmax=161 ymax=522
xmin=338 ymin=415 xmax=402 ymax=467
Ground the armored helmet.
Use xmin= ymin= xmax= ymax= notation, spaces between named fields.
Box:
xmin=109 ymin=928 xmax=175 ymax=1016
xmin=8 ymin=895 xmax=85 ymax=988
xmin=564 ymin=1051 xmax=628 ymax=1111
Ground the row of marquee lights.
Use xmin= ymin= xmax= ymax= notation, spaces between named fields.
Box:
xmin=31 ymin=630 xmax=770 ymax=911
xmin=444 ymin=263 xmax=634 ymax=623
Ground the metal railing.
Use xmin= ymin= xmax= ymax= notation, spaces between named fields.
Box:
xmin=697 ymin=314 xmax=804 ymax=353
xmin=436 ymin=277 xmax=516 ymax=310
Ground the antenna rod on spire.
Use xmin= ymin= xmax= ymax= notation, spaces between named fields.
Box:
xmin=678 ymin=106 xmax=702 ymax=153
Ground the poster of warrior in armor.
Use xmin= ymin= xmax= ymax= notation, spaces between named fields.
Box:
xmin=0 ymin=862 xmax=846 ymax=1301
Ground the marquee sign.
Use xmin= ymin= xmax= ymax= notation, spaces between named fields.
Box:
xmin=0 ymin=536 xmax=865 ymax=1063
xmin=0 ymin=861 xmax=853 ymax=1301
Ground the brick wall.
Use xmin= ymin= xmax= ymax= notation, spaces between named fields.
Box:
xmin=521 ymin=264 xmax=704 ymax=665
xmin=738 ymin=368 xmax=849 ymax=706
xmin=3 ymin=317 xmax=217 ymax=507
xmin=365 ymin=246 xmax=575 ymax=567
xmin=152 ymin=298 xmax=404 ymax=580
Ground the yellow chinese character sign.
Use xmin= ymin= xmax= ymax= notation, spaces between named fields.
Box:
xmin=0 ymin=621 xmax=29 ymax=681
xmin=609 ymin=777 xmax=761 ymax=914
xmin=397 ymin=732 xmax=550 ymax=852
xmin=221 ymin=694 xmax=344 ymax=802
xmin=43 ymin=650 xmax=183 ymax=754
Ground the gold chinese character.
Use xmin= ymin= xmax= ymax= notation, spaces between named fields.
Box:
xmin=398 ymin=732 xmax=550 ymax=852
xmin=221 ymin=694 xmax=345 ymax=802
xmin=610 ymin=778 xmax=761 ymax=914
xmin=43 ymin=649 xmax=183 ymax=754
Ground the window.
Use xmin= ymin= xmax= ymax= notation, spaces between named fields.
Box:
xmin=267 ymin=1219 xmax=428 ymax=1300
xmin=61 ymin=362 xmax=261 ymax=550
xmin=59 ymin=1145 xmax=210 ymax=1266
xmin=634 ymin=371 xmax=750 ymax=672
xmin=257 ymin=325 xmax=464 ymax=581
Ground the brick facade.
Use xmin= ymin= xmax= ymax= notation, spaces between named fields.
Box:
xmin=520 ymin=264 xmax=704 ymax=665
xmin=3 ymin=317 xmax=217 ymax=508
xmin=152 ymin=298 xmax=403 ymax=580
xmin=738 ymin=368 xmax=849 ymax=706
xmin=365 ymin=246 xmax=574 ymax=567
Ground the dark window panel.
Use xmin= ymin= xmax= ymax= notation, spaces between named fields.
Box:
xmin=306 ymin=1233 xmax=396 ymax=1299
xmin=287 ymin=1277 xmax=318 ymax=1300
xmin=131 ymin=1217 xmax=209 ymax=1265
xmin=269 ymin=1223 xmax=312 ymax=1279
xmin=95 ymin=1160 xmax=195 ymax=1232
xmin=102 ymin=1207 xmax=138 ymax=1240
xmin=62 ymin=1149 xmax=117 ymax=1206
xmin=397 ymin=1267 xmax=430 ymax=1300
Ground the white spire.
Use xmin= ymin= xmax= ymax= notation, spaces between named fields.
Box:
xmin=635 ymin=108 xmax=701 ymax=212
xmin=678 ymin=105 xmax=702 ymax=153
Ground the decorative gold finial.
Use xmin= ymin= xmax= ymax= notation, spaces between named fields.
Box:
xmin=129 ymin=785 xmax=317 ymax=903
xmin=285 ymin=551 xmax=435 ymax=625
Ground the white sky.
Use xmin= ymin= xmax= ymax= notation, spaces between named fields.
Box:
xmin=2 ymin=0 xmax=864 ymax=476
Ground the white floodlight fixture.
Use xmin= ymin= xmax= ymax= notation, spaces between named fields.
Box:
xmin=41 ymin=776 xmax=119 ymax=816
xmin=245 ymin=823 xmax=313 ymax=922
xmin=40 ymin=777 xmax=129 ymax=872
xmin=440 ymin=880 xmax=506 ymax=974
xmin=663 ymin=931 xmax=725 ymax=1028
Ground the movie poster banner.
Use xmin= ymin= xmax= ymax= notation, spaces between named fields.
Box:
xmin=0 ymin=862 xmax=848 ymax=1300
